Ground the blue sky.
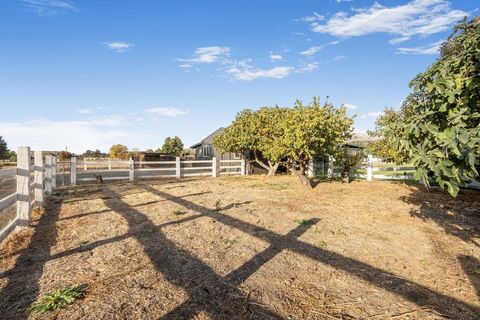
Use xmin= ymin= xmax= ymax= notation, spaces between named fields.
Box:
xmin=0 ymin=0 xmax=477 ymax=153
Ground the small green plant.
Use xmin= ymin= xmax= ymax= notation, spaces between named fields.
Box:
xmin=420 ymin=259 xmax=431 ymax=268
xmin=77 ymin=241 xmax=89 ymax=247
xmin=221 ymin=238 xmax=237 ymax=246
xmin=330 ymin=228 xmax=346 ymax=236
xmin=472 ymin=266 xmax=480 ymax=275
xmin=316 ymin=240 xmax=327 ymax=248
xmin=214 ymin=199 xmax=222 ymax=211
xmin=30 ymin=284 xmax=88 ymax=313
xmin=173 ymin=209 xmax=186 ymax=216
xmin=295 ymin=219 xmax=315 ymax=226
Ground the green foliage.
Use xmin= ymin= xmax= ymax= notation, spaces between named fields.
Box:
xmin=215 ymin=97 xmax=354 ymax=184
xmin=160 ymin=136 xmax=184 ymax=156
xmin=109 ymin=144 xmax=129 ymax=160
xmin=294 ymin=218 xmax=316 ymax=225
xmin=386 ymin=17 xmax=480 ymax=196
xmin=334 ymin=146 xmax=365 ymax=182
xmin=8 ymin=150 xmax=17 ymax=162
xmin=83 ymin=149 xmax=107 ymax=158
xmin=316 ymin=240 xmax=327 ymax=248
xmin=214 ymin=107 xmax=287 ymax=175
xmin=173 ymin=209 xmax=186 ymax=216
xmin=367 ymin=108 xmax=411 ymax=164
xmin=0 ymin=136 xmax=9 ymax=160
xmin=214 ymin=199 xmax=222 ymax=211
xmin=30 ymin=284 xmax=88 ymax=313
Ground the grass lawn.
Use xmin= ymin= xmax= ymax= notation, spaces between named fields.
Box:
xmin=1 ymin=176 xmax=479 ymax=319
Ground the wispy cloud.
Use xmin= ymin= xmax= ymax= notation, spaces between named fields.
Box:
xmin=145 ymin=107 xmax=188 ymax=118
xmin=396 ymin=40 xmax=443 ymax=55
xmin=269 ymin=53 xmax=284 ymax=62
xmin=0 ymin=118 xmax=153 ymax=153
xmin=306 ymin=0 xmax=466 ymax=42
xmin=78 ymin=108 xmax=94 ymax=114
xmin=226 ymin=66 xmax=294 ymax=81
xmin=333 ymin=55 xmax=347 ymax=61
xmin=104 ymin=41 xmax=133 ymax=53
xmin=300 ymin=12 xmax=325 ymax=23
xmin=300 ymin=41 xmax=339 ymax=56
xmin=21 ymin=0 xmax=77 ymax=16
xmin=178 ymin=46 xmax=230 ymax=65
xmin=297 ymin=62 xmax=319 ymax=73
xmin=344 ymin=103 xmax=358 ymax=110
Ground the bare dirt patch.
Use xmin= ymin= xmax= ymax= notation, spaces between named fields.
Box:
xmin=0 ymin=176 xmax=479 ymax=319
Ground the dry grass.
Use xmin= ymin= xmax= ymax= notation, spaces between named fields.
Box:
xmin=0 ymin=175 xmax=479 ymax=319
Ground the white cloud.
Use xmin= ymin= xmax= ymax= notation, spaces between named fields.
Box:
xmin=300 ymin=41 xmax=339 ymax=56
xmin=396 ymin=40 xmax=443 ymax=55
xmin=300 ymin=12 xmax=325 ymax=23
xmin=0 ymin=118 xmax=153 ymax=153
xmin=344 ymin=104 xmax=358 ymax=110
xmin=21 ymin=0 xmax=77 ymax=15
xmin=367 ymin=111 xmax=382 ymax=117
xmin=269 ymin=54 xmax=284 ymax=62
xmin=78 ymin=108 xmax=94 ymax=114
xmin=178 ymin=46 xmax=230 ymax=65
xmin=145 ymin=107 xmax=188 ymax=118
xmin=333 ymin=55 xmax=347 ymax=61
xmin=336 ymin=0 xmax=354 ymax=3
xmin=297 ymin=62 xmax=319 ymax=73
xmin=309 ymin=0 xmax=466 ymax=40
xmin=226 ymin=66 xmax=294 ymax=81
xmin=389 ymin=36 xmax=411 ymax=44
xmin=104 ymin=41 xmax=133 ymax=53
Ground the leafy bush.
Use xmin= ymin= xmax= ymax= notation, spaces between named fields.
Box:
xmin=30 ymin=284 xmax=88 ymax=313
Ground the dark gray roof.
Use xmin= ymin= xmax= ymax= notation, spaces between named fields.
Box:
xmin=190 ymin=127 xmax=225 ymax=148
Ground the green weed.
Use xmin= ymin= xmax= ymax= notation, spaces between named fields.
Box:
xmin=30 ymin=284 xmax=88 ymax=313
xmin=295 ymin=219 xmax=315 ymax=226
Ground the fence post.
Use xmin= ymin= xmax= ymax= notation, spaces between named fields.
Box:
xmin=108 ymin=159 xmax=112 ymax=171
xmin=367 ymin=154 xmax=373 ymax=182
xmin=16 ymin=147 xmax=31 ymax=227
xmin=212 ymin=157 xmax=217 ymax=177
xmin=175 ymin=157 xmax=181 ymax=179
xmin=45 ymin=155 xmax=53 ymax=196
xmin=241 ymin=159 xmax=246 ymax=176
xmin=128 ymin=159 xmax=135 ymax=181
xmin=34 ymin=151 xmax=44 ymax=206
xmin=52 ymin=156 xmax=57 ymax=190
xmin=84 ymin=160 xmax=87 ymax=171
xmin=327 ymin=156 xmax=334 ymax=179
xmin=71 ymin=156 xmax=77 ymax=185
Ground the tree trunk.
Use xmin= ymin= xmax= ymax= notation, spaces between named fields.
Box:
xmin=289 ymin=167 xmax=312 ymax=188
xmin=267 ymin=162 xmax=280 ymax=176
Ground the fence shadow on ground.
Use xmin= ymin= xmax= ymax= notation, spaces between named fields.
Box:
xmin=136 ymin=183 xmax=480 ymax=319
xmin=400 ymin=186 xmax=480 ymax=248
xmin=0 ymin=201 xmax=62 ymax=319
xmin=458 ymin=255 xmax=480 ymax=299
xmin=1 ymin=182 xmax=480 ymax=319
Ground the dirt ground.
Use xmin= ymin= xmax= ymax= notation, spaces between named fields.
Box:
xmin=0 ymin=176 xmax=479 ymax=319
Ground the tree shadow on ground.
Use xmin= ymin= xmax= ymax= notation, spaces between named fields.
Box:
xmin=399 ymin=186 xmax=480 ymax=247
xmin=101 ymin=187 xmax=301 ymax=319
xmin=458 ymin=255 xmax=480 ymax=299
xmin=0 ymin=201 xmax=62 ymax=319
xmin=136 ymin=183 xmax=480 ymax=319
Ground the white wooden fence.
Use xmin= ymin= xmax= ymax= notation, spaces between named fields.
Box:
xmin=55 ymin=157 xmax=246 ymax=185
xmin=0 ymin=147 xmax=246 ymax=242
xmin=0 ymin=147 xmax=57 ymax=242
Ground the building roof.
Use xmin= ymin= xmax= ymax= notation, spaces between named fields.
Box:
xmin=190 ymin=127 xmax=225 ymax=148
